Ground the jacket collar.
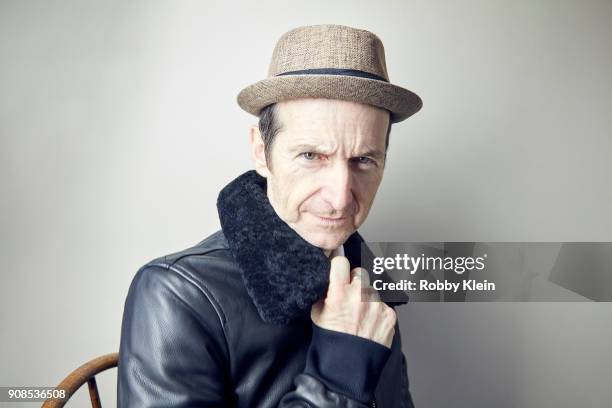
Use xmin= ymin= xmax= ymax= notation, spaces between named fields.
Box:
xmin=216 ymin=170 xmax=403 ymax=325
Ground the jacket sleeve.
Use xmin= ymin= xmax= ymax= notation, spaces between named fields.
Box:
xmin=399 ymin=353 xmax=416 ymax=408
xmin=118 ymin=265 xmax=232 ymax=407
xmin=397 ymin=324 xmax=416 ymax=408
xmin=118 ymin=265 xmax=398 ymax=407
xmin=279 ymin=324 xmax=392 ymax=407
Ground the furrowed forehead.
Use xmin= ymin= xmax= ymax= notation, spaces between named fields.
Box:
xmin=274 ymin=99 xmax=389 ymax=149
xmin=276 ymin=98 xmax=388 ymax=126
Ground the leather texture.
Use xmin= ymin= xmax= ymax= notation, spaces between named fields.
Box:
xmin=118 ymin=169 xmax=414 ymax=407
xmin=117 ymin=230 xmax=415 ymax=407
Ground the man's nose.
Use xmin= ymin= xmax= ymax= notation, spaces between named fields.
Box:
xmin=321 ymin=162 xmax=354 ymax=213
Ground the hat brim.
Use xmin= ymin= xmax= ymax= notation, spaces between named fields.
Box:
xmin=237 ymin=75 xmax=422 ymax=123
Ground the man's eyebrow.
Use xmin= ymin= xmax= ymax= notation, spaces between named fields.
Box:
xmin=289 ymin=143 xmax=331 ymax=153
xmin=288 ymin=144 xmax=385 ymax=160
xmin=359 ymin=149 xmax=385 ymax=160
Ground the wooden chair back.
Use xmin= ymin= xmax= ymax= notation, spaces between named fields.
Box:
xmin=42 ymin=352 xmax=118 ymax=408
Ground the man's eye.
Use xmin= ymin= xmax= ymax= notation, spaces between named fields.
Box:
xmin=302 ymin=152 xmax=317 ymax=160
xmin=354 ymin=156 xmax=374 ymax=165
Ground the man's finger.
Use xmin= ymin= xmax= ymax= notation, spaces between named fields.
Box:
xmin=310 ymin=299 xmax=323 ymax=321
xmin=360 ymin=286 xmax=380 ymax=302
xmin=328 ymin=256 xmax=351 ymax=292
xmin=350 ymin=267 xmax=370 ymax=286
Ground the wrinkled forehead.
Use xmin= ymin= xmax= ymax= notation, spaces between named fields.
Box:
xmin=274 ymin=98 xmax=389 ymax=147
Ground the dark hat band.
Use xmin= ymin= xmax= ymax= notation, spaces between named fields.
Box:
xmin=276 ymin=68 xmax=388 ymax=82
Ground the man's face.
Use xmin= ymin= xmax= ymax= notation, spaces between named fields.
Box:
xmin=251 ymin=98 xmax=390 ymax=252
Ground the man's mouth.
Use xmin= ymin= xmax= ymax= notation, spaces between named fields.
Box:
xmin=312 ymin=214 xmax=350 ymax=226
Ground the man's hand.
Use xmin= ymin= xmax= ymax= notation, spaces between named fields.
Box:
xmin=311 ymin=256 xmax=397 ymax=348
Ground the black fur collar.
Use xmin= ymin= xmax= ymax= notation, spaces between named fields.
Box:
xmin=216 ymin=170 xmax=404 ymax=325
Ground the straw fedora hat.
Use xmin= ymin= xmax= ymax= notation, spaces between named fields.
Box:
xmin=237 ymin=24 xmax=422 ymax=123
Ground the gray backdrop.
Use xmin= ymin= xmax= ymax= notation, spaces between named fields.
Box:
xmin=1 ymin=1 xmax=611 ymax=407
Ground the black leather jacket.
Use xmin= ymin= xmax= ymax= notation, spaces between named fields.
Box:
xmin=117 ymin=171 xmax=415 ymax=407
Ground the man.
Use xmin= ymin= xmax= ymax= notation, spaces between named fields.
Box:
xmin=118 ymin=24 xmax=422 ymax=407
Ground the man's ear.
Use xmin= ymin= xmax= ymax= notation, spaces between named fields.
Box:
xmin=249 ymin=124 xmax=271 ymax=178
